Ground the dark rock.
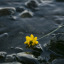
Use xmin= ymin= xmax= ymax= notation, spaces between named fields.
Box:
xmin=51 ymin=59 xmax=64 ymax=64
xmin=0 ymin=52 xmax=7 ymax=62
xmin=25 ymin=0 xmax=38 ymax=9
xmin=20 ymin=10 xmax=34 ymax=18
xmin=32 ymin=44 xmax=43 ymax=57
xmin=0 ymin=7 xmax=16 ymax=16
xmin=16 ymin=7 xmax=25 ymax=12
xmin=46 ymin=33 xmax=64 ymax=57
xmin=5 ymin=54 xmax=16 ymax=62
xmin=15 ymin=52 xmax=39 ymax=64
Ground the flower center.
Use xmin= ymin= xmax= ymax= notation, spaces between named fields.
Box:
xmin=30 ymin=41 xmax=33 ymax=44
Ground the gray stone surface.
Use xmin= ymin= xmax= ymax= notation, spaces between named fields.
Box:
xmin=20 ymin=10 xmax=34 ymax=18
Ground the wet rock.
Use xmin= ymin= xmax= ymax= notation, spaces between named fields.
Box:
xmin=25 ymin=0 xmax=38 ymax=9
xmin=10 ymin=47 xmax=23 ymax=53
xmin=0 ymin=52 xmax=7 ymax=62
xmin=32 ymin=44 xmax=43 ymax=57
xmin=20 ymin=10 xmax=34 ymax=18
xmin=0 ymin=62 xmax=22 ymax=64
xmin=46 ymin=33 xmax=64 ymax=57
xmin=15 ymin=52 xmax=39 ymax=64
xmin=51 ymin=59 xmax=64 ymax=64
xmin=15 ymin=47 xmax=23 ymax=52
xmin=0 ymin=7 xmax=16 ymax=16
xmin=16 ymin=7 xmax=25 ymax=12
xmin=5 ymin=54 xmax=16 ymax=62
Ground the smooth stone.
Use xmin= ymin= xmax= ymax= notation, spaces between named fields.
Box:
xmin=25 ymin=0 xmax=38 ymax=9
xmin=5 ymin=54 xmax=16 ymax=62
xmin=15 ymin=47 xmax=23 ymax=52
xmin=10 ymin=47 xmax=23 ymax=53
xmin=16 ymin=7 xmax=25 ymax=12
xmin=51 ymin=59 xmax=64 ymax=64
xmin=0 ymin=7 xmax=16 ymax=16
xmin=20 ymin=10 xmax=34 ymax=18
xmin=16 ymin=52 xmax=39 ymax=64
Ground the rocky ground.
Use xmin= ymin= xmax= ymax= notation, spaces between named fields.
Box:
xmin=0 ymin=0 xmax=64 ymax=64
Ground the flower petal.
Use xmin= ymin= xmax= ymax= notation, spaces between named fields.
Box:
xmin=24 ymin=41 xmax=27 ymax=44
xmin=35 ymin=41 xmax=38 ymax=44
xmin=30 ymin=34 xmax=34 ymax=40
xmin=24 ymin=34 xmax=38 ymax=47
xmin=26 ymin=36 xmax=31 ymax=41
xmin=34 ymin=37 xmax=37 ymax=41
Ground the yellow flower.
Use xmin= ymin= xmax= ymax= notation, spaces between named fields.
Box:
xmin=24 ymin=34 xmax=38 ymax=47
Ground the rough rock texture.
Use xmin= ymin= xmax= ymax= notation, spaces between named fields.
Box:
xmin=46 ymin=33 xmax=64 ymax=57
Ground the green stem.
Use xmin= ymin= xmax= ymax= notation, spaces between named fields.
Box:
xmin=37 ymin=25 xmax=64 ymax=41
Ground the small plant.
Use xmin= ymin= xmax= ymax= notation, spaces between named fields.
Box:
xmin=24 ymin=24 xmax=64 ymax=48
xmin=24 ymin=34 xmax=38 ymax=48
